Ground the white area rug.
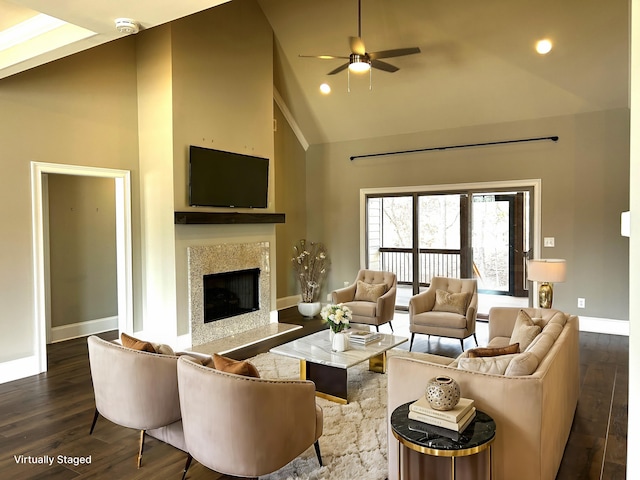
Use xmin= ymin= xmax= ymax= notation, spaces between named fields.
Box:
xmin=249 ymin=352 xmax=389 ymax=480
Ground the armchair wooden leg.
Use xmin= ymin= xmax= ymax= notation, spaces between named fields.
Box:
xmin=137 ymin=430 xmax=145 ymax=468
xmin=459 ymin=339 xmax=464 ymax=351
xmin=314 ymin=440 xmax=323 ymax=466
xmin=409 ymin=333 xmax=415 ymax=351
xmin=473 ymin=333 xmax=478 ymax=346
xmin=181 ymin=454 xmax=193 ymax=480
xmin=388 ymin=321 xmax=394 ymax=333
xmin=375 ymin=325 xmax=380 ymax=332
xmin=89 ymin=408 xmax=99 ymax=435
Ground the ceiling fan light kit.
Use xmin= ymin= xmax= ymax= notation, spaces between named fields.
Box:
xmin=300 ymin=0 xmax=420 ymax=91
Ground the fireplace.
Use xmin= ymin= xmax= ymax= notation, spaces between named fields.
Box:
xmin=188 ymin=242 xmax=271 ymax=346
xmin=204 ymin=268 xmax=260 ymax=323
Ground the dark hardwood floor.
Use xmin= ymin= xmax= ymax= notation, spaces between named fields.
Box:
xmin=0 ymin=310 xmax=627 ymax=479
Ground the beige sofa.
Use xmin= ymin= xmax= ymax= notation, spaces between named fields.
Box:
xmin=387 ymin=307 xmax=580 ymax=480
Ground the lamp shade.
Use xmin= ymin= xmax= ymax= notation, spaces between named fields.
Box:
xmin=527 ymin=259 xmax=566 ymax=283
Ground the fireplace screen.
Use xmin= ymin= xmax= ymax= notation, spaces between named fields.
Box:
xmin=203 ymin=268 xmax=260 ymax=323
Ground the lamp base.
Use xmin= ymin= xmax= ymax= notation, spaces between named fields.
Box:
xmin=538 ymin=282 xmax=554 ymax=309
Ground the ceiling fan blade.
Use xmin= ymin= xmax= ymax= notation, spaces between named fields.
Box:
xmin=349 ymin=36 xmax=366 ymax=55
xmin=369 ymin=47 xmax=421 ymax=60
xmin=327 ymin=63 xmax=350 ymax=75
xmin=299 ymin=54 xmax=349 ymax=60
xmin=371 ymin=59 xmax=399 ymax=73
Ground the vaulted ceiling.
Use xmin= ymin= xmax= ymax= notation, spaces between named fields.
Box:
xmin=0 ymin=0 xmax=629 ymax=146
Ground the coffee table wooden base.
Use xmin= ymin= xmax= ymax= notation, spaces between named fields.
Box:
xmin=300 ymin=352 xmax=387 ymax=404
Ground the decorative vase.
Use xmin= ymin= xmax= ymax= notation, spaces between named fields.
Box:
xmin=331 ymin=331 xmax=349 ymax=352
xmin=297 ymin=301 xmax=322 ymax=318
xmin=425 ymin=376 xmax=461 ymax=411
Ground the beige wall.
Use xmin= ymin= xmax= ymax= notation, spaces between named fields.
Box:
xmin=170 ymin=1 xmax=277 ymax=337
xmin=274 ymin=102 xmax=308 ymax=299
xmin=0 ymin=38 xmax=140 ymax=363
xmin=47 ymin=175 xmax=117 ymax=328
xmin=306 ymin=108 xmax=630 ymax=319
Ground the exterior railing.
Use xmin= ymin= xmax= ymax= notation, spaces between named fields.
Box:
xmin=379 ymin=247 xmax=461 ymax=285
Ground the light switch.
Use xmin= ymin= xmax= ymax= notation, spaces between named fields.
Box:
xmin=543 ymin=237 xmax=555 ymax=247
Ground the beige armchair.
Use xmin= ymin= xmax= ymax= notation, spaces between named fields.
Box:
xmin=177 ymin=356 xmax=323 ymax=479
xmin=87 ymin=335 xmax=186 ymax=467
xmin=331 ymin=269 xmax=397 ymax=332
xmin=409 ymin=277 xmax=478 ymax=351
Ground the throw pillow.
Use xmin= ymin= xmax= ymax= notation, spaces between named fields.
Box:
xmin=121 ymin=332 xmax=156 ymax=353
xmin=433 ymin=289 xmax=470 ymax=316
xmin=509 ymin=310 xmax=542 ymax=352
xmin=458 ymin=354 xmax=518 ymax=375
xmin=354 ymin=281 xmax=387 ymax=302
xmin=151 ymin=343 xmax=176 ymax=356
xmin=212 ymin=353 xmax=260 ymax=378
xmin=467 ymin=343 xmax=519 ymax=358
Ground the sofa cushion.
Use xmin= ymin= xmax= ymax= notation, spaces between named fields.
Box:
xmin=458 ymin=354 xmax=519 ymax=374
xmin=509 ymin=310 xmax=542 ymax=352
xmin=354 ymin=281 xmax=387 ymax=302
xmin=433 ymin=290 xmax=470 ymax=315
xmin=343 ymin=300 xmax=378 ymax=317
xmin=212 ymin=353 xmax=260 ymax=378
xmin=120 ymin=332 xmax=156 ymax=353
xmin=504 ymin=351 xmax=540 ymax=376
xmin=411 ymin=311 xmax=467 ymax=329
xmin=467 ymin=343 xmax=519 ymax=358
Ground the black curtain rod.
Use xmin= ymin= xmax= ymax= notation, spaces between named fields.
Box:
xmin=349 ymin=135 xmax=559 ymax=161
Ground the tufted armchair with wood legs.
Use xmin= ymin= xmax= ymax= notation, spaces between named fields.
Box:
xmin=331 ymin=269 xmax=397 ymax=332
xmin=409 ymin=277 xmax=478 ymax=351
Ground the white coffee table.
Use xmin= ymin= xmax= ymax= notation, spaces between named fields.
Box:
xmin=270 ymin=329 xmax=408 ymax=404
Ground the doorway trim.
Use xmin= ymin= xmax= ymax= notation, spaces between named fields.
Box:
xmin=359 ymin=179 xmax=542 ymax=270
xmin=31 ymin=162 xmax=133 ymax=373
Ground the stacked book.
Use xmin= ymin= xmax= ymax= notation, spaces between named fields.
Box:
xmin=348 ymin=330 xmax=382 ymax=344
xmin=408 ymin=396 xmax=476 ymax=434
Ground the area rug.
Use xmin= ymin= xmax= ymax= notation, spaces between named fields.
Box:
xmin=249 ymin=352 xmax=389 ymax=480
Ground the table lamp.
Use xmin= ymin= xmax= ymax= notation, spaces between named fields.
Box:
xmin=527 ymin=259 xmax=566 ymax=308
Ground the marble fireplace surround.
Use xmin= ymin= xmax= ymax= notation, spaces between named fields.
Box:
xmin=188 ymin=242 xmax=272 ymax=347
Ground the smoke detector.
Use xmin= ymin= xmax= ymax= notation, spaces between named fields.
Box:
xmin=115 ymin=18 xmax=139 ymax=35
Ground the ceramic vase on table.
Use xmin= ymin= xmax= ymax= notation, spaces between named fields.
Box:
xmin=297 ymin=301 xmax=322 ymax=318
xmin=331 ymin=331 xmax=349 ymax=352
xmin=425 ymin=375 xmax=461 ymax=411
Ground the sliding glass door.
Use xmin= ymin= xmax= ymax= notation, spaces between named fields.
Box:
xmin=366 ymin=188 xmax=530 ymax=309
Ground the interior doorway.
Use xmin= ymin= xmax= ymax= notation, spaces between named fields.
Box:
xmin=31 ymin=162 xmax=133 ymax=373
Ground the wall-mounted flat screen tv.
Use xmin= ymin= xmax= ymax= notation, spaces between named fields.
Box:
xmin=189 ymin=145 xmax=269 ymax=208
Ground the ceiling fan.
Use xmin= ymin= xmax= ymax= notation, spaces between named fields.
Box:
xmin=299 ymin=0 xmax=421 ymax=75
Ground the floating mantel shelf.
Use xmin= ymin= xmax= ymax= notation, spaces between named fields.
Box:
xmin=174 ymin=211 xmax=285 ymax=225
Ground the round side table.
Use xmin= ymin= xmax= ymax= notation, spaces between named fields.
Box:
xmin=390 ymin=401 xmax=496 ymax=480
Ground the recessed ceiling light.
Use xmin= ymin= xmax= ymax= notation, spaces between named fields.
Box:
xmin=320 ymin=83 xmax=331 ymax=95
xmin=535 ymin=39 xmax=553 ymax=55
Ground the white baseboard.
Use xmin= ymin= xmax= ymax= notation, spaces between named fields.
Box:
xmin=50 ymin=316 xmax=118 ymax=343
xmin=578 ymin=316 xmax=629 ymax=336
xmin=0 ymin=354 xmax=43 ymax=384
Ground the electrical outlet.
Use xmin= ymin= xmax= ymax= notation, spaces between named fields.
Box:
xmin=344 ymin=281 xmax=350 ymax=287
xmin=578 ymin=298 xmax=586 ymax=308
xmin=544 ymin=237 xmax=555 ymax=247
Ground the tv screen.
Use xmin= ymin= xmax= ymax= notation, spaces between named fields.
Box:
xmin=189 ymin=145 xmax=269 ymax=208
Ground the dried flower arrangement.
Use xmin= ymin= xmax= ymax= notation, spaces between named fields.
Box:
xmin=291 ymin=239 xmax=330 ymax=303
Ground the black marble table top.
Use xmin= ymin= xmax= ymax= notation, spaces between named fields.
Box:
xmin=391 ymin=401 xmax=496 ymax=456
